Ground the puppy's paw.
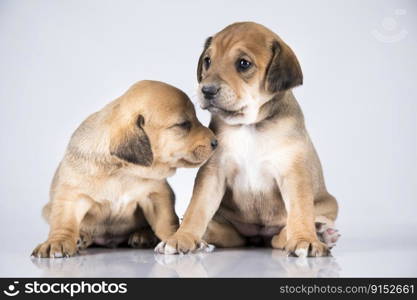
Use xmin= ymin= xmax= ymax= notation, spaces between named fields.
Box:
xmin=76 ymin=232 xmax=93 ymax=250
xmin=32 ymin=238 xmax=77 ymax=258
xmin=128 ymin=228 xmax=159 ymax=248
xmin=284 ymin=235 xmax=329 ymax=258
xmin=316 ymin=222 xmax=341 ymax=249
xmin=154 ymin=232 xmax=214 ymax=255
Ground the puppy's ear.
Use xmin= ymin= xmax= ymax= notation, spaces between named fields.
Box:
xmin=197 ymin=36 xmax=212 ymax=82
xmin=110 ymin=115 xmax=153 ymax=166
xmin=265 ymin=41 xmax=303 ymax=93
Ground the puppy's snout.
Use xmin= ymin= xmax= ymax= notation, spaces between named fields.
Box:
xmin=190 ymin=127 xmax=217 ymax=163
xmin=201 ymin=85 xmax=220 ymax=100
xmin=210 ymin=138 xmax=218 ymax=150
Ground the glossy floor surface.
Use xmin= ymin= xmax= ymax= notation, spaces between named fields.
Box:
xmin=2 ymin=234 xmax=417 ymax=278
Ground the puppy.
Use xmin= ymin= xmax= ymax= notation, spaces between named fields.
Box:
xmin=32 ymin=80 xmax=217 ymax=258
xmin=156 ymin=22 xmax=339 ymax=257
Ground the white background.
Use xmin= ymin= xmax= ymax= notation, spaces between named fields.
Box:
xmin=0 ymin=0 xmax=416 ymax=275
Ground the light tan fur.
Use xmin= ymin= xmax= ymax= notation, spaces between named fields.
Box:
xmin=32 ymin=80 xmax=216 ymax=258
xmin=158 ymin=22 xmax=338 ymax=257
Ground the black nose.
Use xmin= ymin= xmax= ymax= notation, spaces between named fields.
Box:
xmin=211 ymin=139 xmax=218 ymax=150
xmin=202 ymin=85 xmax=220 ymax=99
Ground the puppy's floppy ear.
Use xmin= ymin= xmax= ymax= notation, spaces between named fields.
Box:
xmin=265 ymin=40 xmax=303 ymax=93
xmin=110 ymin=115 xmax=153 ymax=166
xmin=197 ymin=36 xmax=212 ymax=82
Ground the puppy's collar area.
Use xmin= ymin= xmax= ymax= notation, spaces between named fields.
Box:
xmin=256 ymin=92 xmax=288 ymax=122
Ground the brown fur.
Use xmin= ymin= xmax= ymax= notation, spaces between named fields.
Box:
xmin=32 ymin=80 xmax=216 ymax=258
xmin=159 ymin=22 xmax=338 ymax=257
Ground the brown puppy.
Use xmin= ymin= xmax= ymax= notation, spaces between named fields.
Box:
xmin=156 ymin=22 xmax=339 ymax=257
xmin=32 ymin=80 xmax=217 ymax=258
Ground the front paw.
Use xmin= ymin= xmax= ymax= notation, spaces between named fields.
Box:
xmin=154 ymin=232 xmax=214 ymax=255
xmin=276 ymin=234 xmax=329 ymax=258
xmin=32 ymin=238 xmax=77 ymax=258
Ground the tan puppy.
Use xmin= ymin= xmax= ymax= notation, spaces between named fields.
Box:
xmin=32 ymin=80 xmax=217 ymax=258
xmin=156 ymin=22 xmax=339 ymax=257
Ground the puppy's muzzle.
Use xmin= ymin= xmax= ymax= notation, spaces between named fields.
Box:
xmin=193 ymin=146 xmax=212 ymax=162
xmin=189 ymin=136 xmax=218 ymax=165
xmin=201 ymin=85 xmax=220 ymax=101
xmin=199 ymin=83 xmax=245 ymax=118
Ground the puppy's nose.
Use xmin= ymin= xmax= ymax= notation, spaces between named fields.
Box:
xmin=210 ymin=139 xmax=218 ymax=150
xmin=202 ymin=85 xmax=220 ymax=99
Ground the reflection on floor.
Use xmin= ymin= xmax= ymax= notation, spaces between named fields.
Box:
xmin=30 ymin=248 xmax=341 ymax=278
xmin=2 ymin=234 xmax=417 ymax=278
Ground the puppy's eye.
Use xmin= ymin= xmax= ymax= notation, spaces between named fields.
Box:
xmin=176 ymin=121 xmax=192 ymax=131
xmin=237 ymin=59 xmax=252 ymax=72
xmin=203 ymin=57 xmax=211 ymax=70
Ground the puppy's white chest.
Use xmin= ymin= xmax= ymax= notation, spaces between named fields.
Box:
xmin=222 ymin=126 xmax=275 ymax=192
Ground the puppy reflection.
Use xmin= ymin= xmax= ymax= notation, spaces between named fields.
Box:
xmin=31 ymin=249 xmax=156 ymax=277
xmin=271 ymin=251 xmax=341 ymax=277
xmin=32 ymin=80 xmax=217 ymax=258
xmin=31 ymin=248 xmax=340 ymax=278
xmin=152 ymin=249 xmax=341 ymax=278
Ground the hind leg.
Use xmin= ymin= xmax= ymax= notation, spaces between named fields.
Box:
xmin=203 ymin=217 xmax=246 ymax=248
xmin=315 ymin=217 xmax=340 ymax=249
xmin=272 ymin=193 xmax=340 ymax=253
xmin=314 ymin=193 xmax=340 ymax=249
xmin=128 ymin=227 xmax=159 ymax=248
xmin=77 ymin=231 xmax=93 ymax=250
